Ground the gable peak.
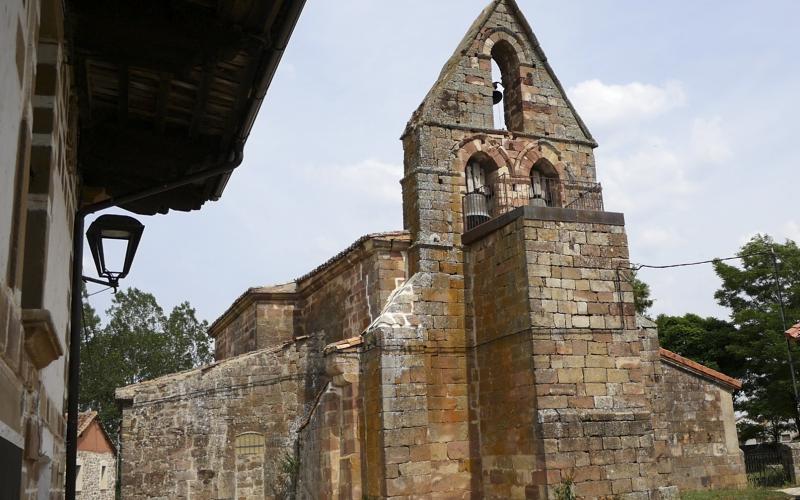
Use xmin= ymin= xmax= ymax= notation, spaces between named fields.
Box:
xmin=405 ymin=0 xmax=595 ymax=145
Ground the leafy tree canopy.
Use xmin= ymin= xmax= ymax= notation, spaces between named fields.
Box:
xmin=713 ymin=234 xmax=800 ymax=437
xmin=656 ymin=234 xmax=800 ymax=441
xmin=656 ymin=313 xmax=740 ymax=375
xmin=79 ymin=286 xmax=213 ymax=439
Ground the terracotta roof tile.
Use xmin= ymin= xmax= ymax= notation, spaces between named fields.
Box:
xmin=323 ymin=336 xmax=364 ymax=354
xmin=786 ymin=322 xmax=800 ymax=341
xmin=77 ymin=410 xmax=97 ymax=437
xmin=659 ymin=348 xmax=742 ymax=391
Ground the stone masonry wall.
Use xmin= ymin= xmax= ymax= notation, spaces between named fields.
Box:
xmin=256 ymin=301 xmax=296 ymax=348
xmin=296 ymin=349 xmax=362 ymax=499
xmin=214 ymin=302 xmax=257 ymax=360
xmin=461 ymin=207 xmax=678 ymax=499
xmin=300 ymin=244 xmax=407 ymax=348
xmin=76 ymin=451 xmax=115 ymax=500
xmin=296 ymin=240 xmax=408 ymax=426
xmin=467 ymin=216 xmax=539 ymax=497
xmin=522 ymin=212 xmax=672 ymax=499
xmin=120 ymin=235 xmax=409 ymax=499
xmin=212 ymin=236 xmax=408 ymax=362
xmin=117 ymin=341 xmax=311 ymax=500
xmin=659 ymin=359 xmax=746 ymax=491
xmin=1 ymin=0 xmax=76 ymax=498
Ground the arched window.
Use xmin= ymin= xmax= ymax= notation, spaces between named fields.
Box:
xmin=529 ymin=159 xmax=560 ymax=208
xmin=490 ymin=59 xmax=506 ymax=130
xmin=490 ymin=40 xmax=523 ymax=131
xmin=464 ymin=154 xmax=496 ymax=230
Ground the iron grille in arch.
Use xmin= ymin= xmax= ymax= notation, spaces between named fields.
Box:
xmin=234 ymin=432 xmax=265 ymax=456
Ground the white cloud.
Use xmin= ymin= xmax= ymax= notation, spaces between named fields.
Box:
xmin=568 ymin=79 xmax=686 ymax=127
xmin=303 ymin=159 xmax=402 ymax=204
xmin=599 ymin=136 xmax=698 ymax=213
xmin=783 ymin=221 xmax=800 ymax=243
xmin=691 ymin=117 xmax=733 ymax=164
xmin=636 ymin=227 xmax=683 ymax=248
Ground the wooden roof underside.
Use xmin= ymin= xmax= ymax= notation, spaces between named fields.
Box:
xmin=70 ymin=0 xmax=305 ymax=214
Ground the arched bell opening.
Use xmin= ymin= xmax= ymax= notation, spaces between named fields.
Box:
xmin=529 ymin=158 xmax=562 ymax=208
xmin=463 ymin=152 xmax=499 ymax=230
xmin=490 ymin=39 xmax=523 ymax=132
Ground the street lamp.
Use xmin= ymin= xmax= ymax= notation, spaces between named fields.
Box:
xmin=84 ymin=214 xmax=144 ymax=291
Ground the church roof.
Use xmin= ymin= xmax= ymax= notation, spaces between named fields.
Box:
xmin=208 ymin=230 xmax=410 ymax=335
xmin=659 ymin=348 xmax=742 ymax=391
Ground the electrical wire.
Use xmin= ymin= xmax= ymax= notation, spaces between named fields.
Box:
xmin=628 ymin=251 xmax=773 ymax=273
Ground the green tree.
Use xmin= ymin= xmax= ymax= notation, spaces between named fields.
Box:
xmin=656 ymin=313 xmax=740 ymax=375
xmin=713 ymin=234 xmax=800 ymax=436
xmin=630 ymin=270 xmax=654 ymax=316
xmin=79 ymin=287 xmax=212 ymax=437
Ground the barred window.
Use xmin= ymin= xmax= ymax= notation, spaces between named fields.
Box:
xmin=235 ymin=432 xmax=265 ymax=457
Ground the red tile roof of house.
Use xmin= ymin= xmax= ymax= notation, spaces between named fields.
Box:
xmin=659 ymin=347 xmax=742 ymax=391
xmin=786 ymin=322 xmax=800 ymax=341
xmin=77 ymin=410 xmax=97 ymax=437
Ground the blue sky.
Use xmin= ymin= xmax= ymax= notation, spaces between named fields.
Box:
xmin=86 ymin=0 xmax=800 ymax=325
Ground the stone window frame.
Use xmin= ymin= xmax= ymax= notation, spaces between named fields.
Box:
xmin=100 ymin=464 xmax=108 ymax=490
xmin=7 ymin=118 xmax=31 ymax=292
xmin=234 ymin=432 xmax=266 ymax=457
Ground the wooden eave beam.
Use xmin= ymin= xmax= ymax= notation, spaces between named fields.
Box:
xmin=221 ymin=49 xmax=261 ymax=150
xmin=117 ymin=64 xmax=128 ymax=125
xmin=262 ymin=0 xmax=285 ymax=42
xmin=156 ymin=72 xmax=171 ymax=135
xmin=189 ymin=60 xmax=215 ymax=138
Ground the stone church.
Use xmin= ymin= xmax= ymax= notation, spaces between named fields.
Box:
xmin=116 ymin=1 xmax=747 ymax=498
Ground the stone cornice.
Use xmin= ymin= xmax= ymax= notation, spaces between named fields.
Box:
xmin=401 ymin=121 xmax=598 ymax=149
xmin=462 ymin=205 xmax=625 ymax=245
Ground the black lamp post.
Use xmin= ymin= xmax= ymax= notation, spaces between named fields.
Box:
xmin=84 ymin=214 xmax=144 ymax=291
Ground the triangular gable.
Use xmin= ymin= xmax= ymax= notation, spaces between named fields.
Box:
xmin=76 ymin=411 xmax=117 ymax=455
xmin=503 ymin=0 xmax=595 ymax=143
xmin=406 ymin=0 xmax=595 ymax=145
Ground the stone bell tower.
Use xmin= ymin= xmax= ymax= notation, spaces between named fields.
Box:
xmin=395 ymin=0 xmax=677 ymax=498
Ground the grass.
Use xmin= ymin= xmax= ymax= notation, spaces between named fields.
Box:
xmin=681 ymin=487 xmax=789 ymax=500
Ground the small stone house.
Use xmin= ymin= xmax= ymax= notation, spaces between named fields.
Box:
xmin=116 ymin=1 xmax=747 ymax=498
xmin=75 ymin=411 xmax=116 ymax=500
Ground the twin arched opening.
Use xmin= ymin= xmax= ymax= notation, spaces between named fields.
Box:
xmin=462 ymin=151 xmax=562 ymax=230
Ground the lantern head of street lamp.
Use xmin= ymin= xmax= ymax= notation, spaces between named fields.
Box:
xmin=85 ymin=214 xmax=144 ymax=290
